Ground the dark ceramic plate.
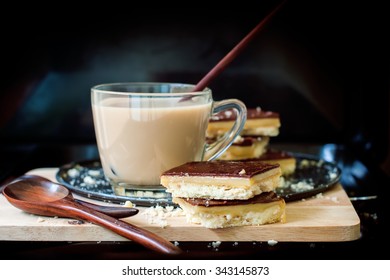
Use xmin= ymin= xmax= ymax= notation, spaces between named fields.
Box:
xmin=276 ymin=153 xmax=341 ymax=202
xmin=56 ymin=160 xmax=172 ymax=207
xmin=56 ymin=153 xmax=341 ymax=206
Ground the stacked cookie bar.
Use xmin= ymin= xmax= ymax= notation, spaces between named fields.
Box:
xmin=160 ymin=160 xmax=286 ymax=228
xmin=207 ymin=107 xmax=296 ymax=176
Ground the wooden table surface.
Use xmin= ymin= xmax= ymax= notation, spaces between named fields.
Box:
xmin=0 ymin=168 xmax=360 ymax=242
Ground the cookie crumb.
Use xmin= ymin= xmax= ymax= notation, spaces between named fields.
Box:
xmin=123 ymin=201 xmax=133 ymax=208
xmin=239 ymin=169 xmax=246 ymax=175
xmin=142 ymin=205 xmax=184 ymax=228
xmin=267 ymin=239 xmax=278 ymax=246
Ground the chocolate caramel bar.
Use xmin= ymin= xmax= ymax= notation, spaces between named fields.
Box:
xmin=256 ymin=149 xmax=296 ymax=175
xmin=160 ymin=160 xmax=282 ymax=200
xmin=207 ymin=107 xmax=281 ymax=137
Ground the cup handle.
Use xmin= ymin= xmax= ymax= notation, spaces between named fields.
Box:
xmin=204 ymin=99 xmax=247 ymax=161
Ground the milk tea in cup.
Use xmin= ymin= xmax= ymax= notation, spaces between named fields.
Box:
xmin=91 ymin=82 xmax=246 ymax=195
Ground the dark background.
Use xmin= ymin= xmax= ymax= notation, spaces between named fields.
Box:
xmin=0 ymin=0 xmax=389 ymax=260
xmin=1 ymin=1 xmax=389 ymax=172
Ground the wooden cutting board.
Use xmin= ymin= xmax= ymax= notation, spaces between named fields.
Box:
xmin=0 ymin=168 xmax=360 ymax=242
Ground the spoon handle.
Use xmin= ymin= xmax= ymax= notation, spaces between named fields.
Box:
xmin=64 ymin=200 xmax=182 ymax=255
xmin=74 ymin=199 xmax=139 ymax=219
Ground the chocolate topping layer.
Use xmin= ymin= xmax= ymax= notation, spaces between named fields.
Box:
xmin=210 ymin=108 xmax=279 ymax=122
xmin=258 ymin=149 xmax=293 ymax=160
xmin=161 ymin=160 xmax=280 ymax=178
xmin=206 ymin=136 xmax=264 ymax=146
xmin=181 ymin=191 xmax=282 ymax=207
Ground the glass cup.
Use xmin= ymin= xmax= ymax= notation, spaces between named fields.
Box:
xmin=91 ymin=82 xmax=246 ymax=196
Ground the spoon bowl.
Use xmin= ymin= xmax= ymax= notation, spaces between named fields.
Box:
xmin=2 ymin=176 xmax=182 ymax=255
xmin=4 ymin=181 xmax=70 ymax=216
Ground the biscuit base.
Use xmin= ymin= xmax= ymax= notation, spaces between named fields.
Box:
xmin=173 ymin=197 xmax=286 ymax=229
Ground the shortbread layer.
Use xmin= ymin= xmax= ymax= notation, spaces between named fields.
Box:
xmin=173 ymin=192 xmax=286 ymax=228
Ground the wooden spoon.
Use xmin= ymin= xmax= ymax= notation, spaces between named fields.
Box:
xmin=2 ymin=178 xmax=182 ymax=255
xmin=8 ymin=175 xmax=139 ymax=219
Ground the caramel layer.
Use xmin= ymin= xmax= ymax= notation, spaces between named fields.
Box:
xmin=180 ymin=191 xmax=282 ymax=207
xmin=258 ymin=149 xmax=294 ymax=160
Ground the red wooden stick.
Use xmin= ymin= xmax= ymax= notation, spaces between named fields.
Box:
xmin=193 ymin=0 xmax=287 ymax=91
